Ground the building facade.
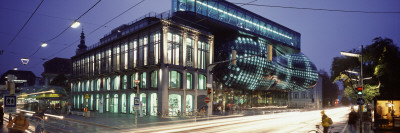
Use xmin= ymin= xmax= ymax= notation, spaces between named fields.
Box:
xmin=71 ymin=16 xmax=214 ymax=116
xmin=288 ymin=74 xmax=323 ymax=109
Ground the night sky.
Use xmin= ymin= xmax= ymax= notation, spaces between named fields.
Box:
xmin=1 ymin=0 xmax=399 ymax=77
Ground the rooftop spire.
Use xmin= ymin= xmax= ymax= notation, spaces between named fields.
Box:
xmin=78 ymin=27 xmax=87 ymax=49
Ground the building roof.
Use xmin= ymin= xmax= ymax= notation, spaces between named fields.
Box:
xmin=0 ymin=70 xmax=37 ymax=86
xmin=42 ymin=57 xmax=72 ymax=75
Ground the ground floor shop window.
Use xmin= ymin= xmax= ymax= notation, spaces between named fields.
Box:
xmin=113 ymin=94 xmax=119 ymax=113
xmin=106 ymin=94 xmax=110 ymax=112
xmin=140 ymin=93 xmax=147 ymax=115
xmin=169 ymin=94 xmax=181 ymax=116
xmin=96 ymin=94 xmax=100 ymax=111
xmin=90 ymin=94 xmax=94 ymax=110
xmin=150 ymin=93 xmax=158 ymax=116
xmin=81 ymin=95 xmax=84 ymax=109
xmin=186 ymin=95 xmax=193 ymax=113
xmin=122 ymin=94 xmax=127 ymax=113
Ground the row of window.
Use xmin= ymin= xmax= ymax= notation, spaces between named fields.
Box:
xmin=73 ymin=93 xmax=195 ymax=116
xmin=291 ymin=92 xmax=312 ymax=99
xmin=71 ymin=70 xmax=207 ymax=92
xmin=73 ymin=31 xmax=210 ymax=77
xmin=173 ymin=0 xmax=300 ymax=49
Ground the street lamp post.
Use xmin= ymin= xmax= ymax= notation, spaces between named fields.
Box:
xmin=134 ymin=80 xmax=140 ymax=127
xmin=341 ymin=45 xmax=364 ymax=133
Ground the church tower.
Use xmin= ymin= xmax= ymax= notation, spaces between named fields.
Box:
xmin=76 ymin=28 xmax=87 ymax=55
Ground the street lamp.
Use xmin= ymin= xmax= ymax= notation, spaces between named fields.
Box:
xmin=340 ymin=51 xmax=360 ymax=57
xmin=340 ymin=45 xmax=364 ymax=133
xmin=134 ymin=80 xmax=140 ymax=95
xmin=71 ymin=21 xmax=81 ymax=28
xmin=21 ymin=58 xmax=29 ymax=65
xmin=345 ymin=70 xmax=359 ymax=74
xmin=134 ymin=80 xmax=140 ymax=127
xmin=41 ymin=42 xmax=47 ymax=47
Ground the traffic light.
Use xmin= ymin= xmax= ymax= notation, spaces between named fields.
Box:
xmin=232 ymin=50 xmax=237 ymax=66
xmin=356 ymin=86 xmax=363 ymax=95
xmin=207 ymin=88 xmax=212 ymax=95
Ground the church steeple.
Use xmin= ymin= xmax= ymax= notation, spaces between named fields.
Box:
xmin=78 ymin=28 xmax=87 ymax=49
xmin=76 ymin=28 xmax=87 ymax=55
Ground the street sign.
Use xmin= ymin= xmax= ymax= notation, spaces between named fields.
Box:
xmin=85 ymin=94 xmax=90 ymax=99
xmin=204 ymin=97 xmax=210 ymax=103
xmin=207 ymin=84 xmax=212 ymax=88
xmin=134 ymin=97 xmax=140 ymax=106
xmin=12 ymin=80 xmax=27 ymax=83
xmin=357 ymin=98 xmax=365 ymax=105
xmin=4 ymin=95 xmax=16 ymax=113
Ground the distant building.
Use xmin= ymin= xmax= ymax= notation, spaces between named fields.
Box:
xmin=0 ymin=70 xmax=37 ymax=88
xmin=288 ymin=74 xmax=323 ymax=109
xmin=42 ymin=57 xmax=72 ymax=88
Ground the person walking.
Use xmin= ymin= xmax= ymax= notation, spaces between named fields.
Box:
xmin=321 ymin=110 xmax=331 ymax=133
xmin=348 ymin=108 xmax=359 ymax=133
xmin=7 ymin=112 xmax=29 ymax=133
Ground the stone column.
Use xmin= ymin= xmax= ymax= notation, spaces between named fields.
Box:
xmin=182 ymin=70 xmax=187 ymax=116
xmin=194 ymin=71 xmax=198 ymax=114
xmin=159 ymin=66 xmax=169 ymax=116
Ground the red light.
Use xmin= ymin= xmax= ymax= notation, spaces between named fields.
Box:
xmin=357 ymin=87 xmax=363 ymax=91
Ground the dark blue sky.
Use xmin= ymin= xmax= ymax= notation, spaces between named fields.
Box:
xmin=1 ymin=0 xmax=399 ymax=77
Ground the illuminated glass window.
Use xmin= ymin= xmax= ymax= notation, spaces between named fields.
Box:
xmin=122 ymin=75 xmax=127 ymax=90
xmin=186 ymin=38 xmax=194 ymax=67
xmin=198 ymin=74 xmax=206 ymax=90
xmin=131 ymin=73 xmax=137 ymax=88
xmin=106 ymin=77 xmax=111 ymax=90
xmin=140 ymin=72 xmax=147 ymax=88
xmin=186 ymin=73 xmax=193 ymax=89
xmin=169 ymin=71 xmax=181 ymax=88
xmin=151 ymin=70 xmax=158 ymax=88
xmin=113 ymin=76 xmax=120 ymax=90
xmin=167 ymin=32 xmax=182 ymax=65
xmin=197 ymin=41 xmax=209 ymax=69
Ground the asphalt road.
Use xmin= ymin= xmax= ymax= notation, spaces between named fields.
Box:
xmin=4 ymin=107 xmax=350 ymax=133
xmin=122 ymin=107 xmax=350 ymax=133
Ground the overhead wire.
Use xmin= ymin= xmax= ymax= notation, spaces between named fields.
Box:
xmin=24 ymin=0 xmax=146 ymax=71
xmin=27 ymin=0 xmax=102 ymax=59
xmin=2 ymin=0 xmax=45 ymax=51
xmin=50 ymin=0 xmax=146 ymax=58
xmin=233 ymin=3 xmax=400 ymax=14
xmin=0 ymin=6 xmax=112 ymax=29
xmin=44 ymin=0 xmax=102 ymax=43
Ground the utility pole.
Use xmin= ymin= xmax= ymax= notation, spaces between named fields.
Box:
xmin=359 ymin=45 xmax=364 ymax=133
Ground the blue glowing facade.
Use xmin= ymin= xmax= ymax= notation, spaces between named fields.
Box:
xmin=172 ymin=0 xmax=318 ymax=91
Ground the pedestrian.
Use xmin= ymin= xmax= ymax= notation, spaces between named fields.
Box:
xmin=200 ymin=107 xmax=206 ymax=117
xmin=321 ymin=110 xmax=332 ymax=133
xmin=348 ymin=107 xmax=358 ymax=133
xmin=0 ymin=104 xmax=4 ymax=125
xmin=7 ymin=112 xmax=29 ymax=133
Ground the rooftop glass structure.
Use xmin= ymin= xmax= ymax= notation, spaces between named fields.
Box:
xmin=172 ymin=0 xmax=301 ymax=50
